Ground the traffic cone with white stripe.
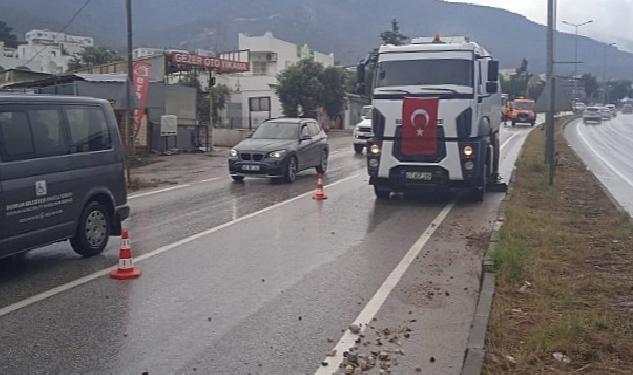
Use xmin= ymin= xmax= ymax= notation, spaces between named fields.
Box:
xmin=110 ymin=229 xmax=141 ymax=280
xmin=313 ymin=173 xmax=328 ymax=200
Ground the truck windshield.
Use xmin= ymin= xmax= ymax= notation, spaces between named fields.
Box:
xmin=375 ymin=59 xmax=473 ymax=89
xmin=513 ymin=102 xmax=534 ymax=110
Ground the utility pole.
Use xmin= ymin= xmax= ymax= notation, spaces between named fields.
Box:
xmin=545 ymin=0 xmax=556 ymax=186
xmin=125 ymin=0 xmax=134 ymax=181
xmin=562 ymin=20 xmax=592 ymax=101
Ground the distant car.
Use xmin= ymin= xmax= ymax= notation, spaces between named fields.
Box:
xmin=228 ymin=118 xmax=329 ymax=183
xmin=600 ymin=107 xmax=612 ymax=120
xmin=573 ymin=102 xmax=587 ymax=114
xmin=583 ymin=107 xmax=602 ymax=124
xmin=623 ymin=103 xmax=633 ymax=115
xmin=606 ymin=104 xmax=617 ymax=118
xmin=353 ymin=105 xmax=373 ymax=153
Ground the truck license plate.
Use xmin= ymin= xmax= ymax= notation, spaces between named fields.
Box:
xmin=406 ymin=171 xmax=432 ymax=181
xmin=242 ymin=164 xmax=260 ymax=171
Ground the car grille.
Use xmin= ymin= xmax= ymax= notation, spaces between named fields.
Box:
xmin=240 ymin=153 xmax=265 ymax=161
xmin=358 ymin=127 xmax=372 ymax=133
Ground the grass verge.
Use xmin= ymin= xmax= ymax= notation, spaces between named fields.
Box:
xmin=484 ymin=119 xmax=633 ymax=374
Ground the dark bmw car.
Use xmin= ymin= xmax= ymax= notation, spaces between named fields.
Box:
xmin=228 ymin=118 xmax=329 ymax=183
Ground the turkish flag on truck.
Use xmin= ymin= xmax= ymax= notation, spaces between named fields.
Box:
xmin=401 ymin=97 xmax=439 ymax=156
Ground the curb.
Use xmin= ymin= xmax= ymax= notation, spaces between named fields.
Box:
xmin=460 ymin=123 xmax=534 ymax=375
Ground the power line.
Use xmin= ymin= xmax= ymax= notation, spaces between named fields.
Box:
xmin=23 ymin=0 xmax=93 ymax=67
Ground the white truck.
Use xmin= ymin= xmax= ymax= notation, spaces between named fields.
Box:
xmin=357 ymin=35 xmax=503 ymax=201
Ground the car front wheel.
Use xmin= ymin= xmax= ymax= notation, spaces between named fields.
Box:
xmin=285 ymin=156 xmax=298 ymax=183
xmin=70 ymin=201 xmax=111 ymax=257
xmin=316 ymin=150 xmax=328 ymax=173
xmin=354 ymin=144 xmax=364 ymax=154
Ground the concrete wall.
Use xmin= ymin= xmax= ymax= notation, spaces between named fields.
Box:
xmin=212 ymin=128 xmax=252 ymax=147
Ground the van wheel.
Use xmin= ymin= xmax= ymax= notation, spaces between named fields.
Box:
xmin=70 ymin=201 xmax=111 ymax=257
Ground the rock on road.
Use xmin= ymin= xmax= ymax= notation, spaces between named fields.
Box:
xmin=0 ymin=128 xmax=531 ymax=374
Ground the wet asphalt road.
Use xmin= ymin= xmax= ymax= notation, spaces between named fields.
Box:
xmin=565 ymin=113 xmax=633 ymax=216
xmin=0 ymin=128 xmax=532 ymax=374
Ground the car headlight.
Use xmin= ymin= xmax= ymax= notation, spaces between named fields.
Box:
xmin=230 ymin=149 xmax=238 ymax=158
xmin=268 ymin=150 xmax=287 ymax=159
xmin=463 ymin=145 xmax=473 ymax=158
xmin=369 ymin=144 xmax=381 ymax=155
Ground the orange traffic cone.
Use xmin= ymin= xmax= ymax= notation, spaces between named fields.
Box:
xmin=110 ymin=229 xmax=141 ymax=280
xmin=313 ymin=173 xmax=328 ymax=200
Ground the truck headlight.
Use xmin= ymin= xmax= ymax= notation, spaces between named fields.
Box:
xmin=463 ymin=145 xmax=473 ymax=158
xmin=268 ymin=150 xmax=287 ymax=159
xmin=369 ymin=144 xmax=381 ymax=155
xmin=230 ymin=149 xmax=238 ymax=158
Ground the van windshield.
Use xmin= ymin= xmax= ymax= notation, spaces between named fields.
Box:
xmin=375 ymin=59 xmax=473 ymax=89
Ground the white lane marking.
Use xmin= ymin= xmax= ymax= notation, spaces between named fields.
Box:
xmin=575 ymin=123 xmax=633 ymax=189
xmin=0 ymin=174 xmax=361 ymax=319
xmin=128 ymin=177 xmax=222 ymax=199
xmin=315 ymin=203 xmax=455 ymax=374
xmin=128 ymin=184 xmax=191 ymax=199
xmin=199 ymin=177 xmax=222 ymax=183
xmin=500 ymin=131 xmax=519 ymax=150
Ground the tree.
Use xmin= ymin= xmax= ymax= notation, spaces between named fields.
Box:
xmin=67 ymin=56 xmax=83 ymax=71
xmin=580 ymin=73 xmax=599 ymax=99
xmin=79 ymin=47 xmax=119 ymax=66
xmin=0 ymin=20 xmax=17 ymax=48
xmin=276 ymin=59 xmax=325 ymax=118
xmin=320 ymin=66 xmax=346 ymax=120
xmin=380 ymin=19 xmax=408 ymax=46
xmin=210 ymin=84 xmax=231 ymax=125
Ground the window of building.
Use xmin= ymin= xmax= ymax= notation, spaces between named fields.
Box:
xmin=65 ymin=107 xmax=111 ymax=153
xmin=252 ymin=61 xmax=268 ymax=75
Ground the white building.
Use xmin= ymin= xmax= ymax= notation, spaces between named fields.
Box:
xmin=218 ymin=32 xmax=335 ymax=128
xmin=0 ymin=30 xmax=95 ymax=74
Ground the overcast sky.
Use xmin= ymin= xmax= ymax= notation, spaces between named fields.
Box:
xmin=445 ymin=0 xmax=633 ymax=52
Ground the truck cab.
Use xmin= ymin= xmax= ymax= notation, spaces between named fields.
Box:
xmin=357 ymin=35 xmax=501 ymax=201
xmin=506 ymin=98 xmax=536 ymax=126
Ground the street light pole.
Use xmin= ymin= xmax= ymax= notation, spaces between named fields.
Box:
xmin=545 ymin=0 xmax=556 ymax=185
xmin=562 ymin=20 xmax=592 ymax=100
xmin=603 ymin=42 xmax=616 ymax=104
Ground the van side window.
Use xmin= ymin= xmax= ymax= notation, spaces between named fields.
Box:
xmin=29 ymin=109 xmax=67 ymax=157
xmin=0 ymin=111 xmax=35 ymax=159
xmin=65 ymin=107 xmax=112 ymax=152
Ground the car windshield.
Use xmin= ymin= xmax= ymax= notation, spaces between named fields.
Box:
xmin=375 ymin=59 xmax=473 ymax=89
xmin=513 ymin=102 xmax=534 ymax=110
xmin=251 ymin=122 xmax=298 ymax=139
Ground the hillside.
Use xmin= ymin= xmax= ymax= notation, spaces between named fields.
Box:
xmin=1 ymin=0 xmax=631 ymax=79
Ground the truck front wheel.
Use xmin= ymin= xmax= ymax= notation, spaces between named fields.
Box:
xmin=374 ymin=185 xmax=391 ymax=199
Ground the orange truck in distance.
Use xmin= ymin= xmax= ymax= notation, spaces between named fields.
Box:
xmin=503 ymin=97 xmax=536 ymax=126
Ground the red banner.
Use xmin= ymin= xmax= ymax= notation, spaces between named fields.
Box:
xmin=132 ymin=61 xmax=152 ymax=135
xmin=170 ymin=53 xmax=250 ymax=72
xmin=401 ymin=97 xmax=439 ymax=156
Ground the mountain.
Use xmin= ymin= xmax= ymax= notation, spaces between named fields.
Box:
xmin=1 ymin=0 xmax=632 ymax=80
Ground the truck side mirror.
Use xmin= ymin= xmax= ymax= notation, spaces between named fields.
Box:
xmin=356 ymin=60 xmax=367 ymax=96
xmin=486 ymin=82 xmax=499 ymax=94
xmin=488 ymin=60 xmax=500 ymax=82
